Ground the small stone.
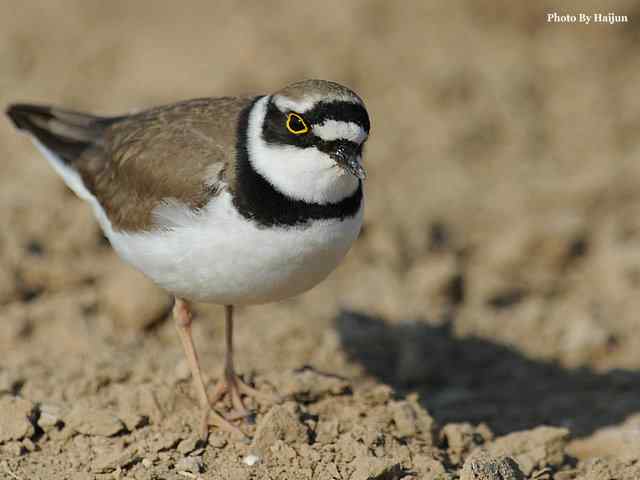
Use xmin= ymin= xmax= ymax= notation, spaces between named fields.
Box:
xmin=142 ymin=458 xmax=153 ymax=468
xmin=243 ymin=454 xmax=261 ymax=466
xmin=460 ymin=449 xmax=524 ymax=480
xmin=0 ymin=396 xmax=35 ymax=442
xmin=66 ymin=405 xmax=125 ymax=437
xmin=175 ymin=455 xmax=203 ymax=473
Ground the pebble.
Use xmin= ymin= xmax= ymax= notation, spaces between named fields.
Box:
xmin=460 ymin=449 xmax=524 ymax=480
xmin=175 ymin=455 xmax=204 ymax=474
xmin=243 ymin=454 xmax=260 ymax=466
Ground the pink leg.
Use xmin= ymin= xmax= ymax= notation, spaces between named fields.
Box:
xmin=173 ymin=298 xmax=248 ymax=440
xmin=209 ymin=305 xmax=281 ymax=419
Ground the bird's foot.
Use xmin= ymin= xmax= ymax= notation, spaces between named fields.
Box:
xmin=200 ymin=408 xmax=250 ymax=443
xmin=209 ymin=370 xmax=282 ymax=422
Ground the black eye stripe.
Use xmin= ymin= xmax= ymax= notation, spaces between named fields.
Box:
xmin=263 ymin=99 xmax=370 ymax=148
xmin=302 ymin=101 xmax=370 ymax=133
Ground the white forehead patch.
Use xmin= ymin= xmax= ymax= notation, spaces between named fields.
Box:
xmin=273 ymin=93 xmax=361 ymax=113
xmin=313 ymin=120 xmax=367 ymax=144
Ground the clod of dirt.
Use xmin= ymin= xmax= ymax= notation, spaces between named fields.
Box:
xmin=389 ymin=395 xmax=437 ymax=441
xmin=574 ymin=457 xmax=640 ymax=480
xmin=117 ymin=409 xmax=146 ymax=432
xmin=100 ymin=262 xmax=170 ymax=331
xmin=411 ymin=456 xmax=448 ymax=479
xmin=177 ymin=436 xmax=203 ymax=455
xmin=65 ymin=405 xmax=126 ymax=437
xmin=1 ymin=442 xmax=24 ymax=457
xmin=37 ymin=402 xmax=64 ymax=432
xmin=249 ymin=402 xmax=308 ymax=458
xmin=0 ymin=396 xmax=34 ymax=443
xmin=568 ymin=413 xmax=640 ymax=459
xmin=268 ymin=367 xmax=351 ymax=402
xmin=441 ymin=422 xmax=494 ymax=465
xmin=485 ymin=426 xmax=569 ymax=476
xmin=460 ymin=449 xmax=524 ymax=480
xmin=351 ymin=456 xmax=404 ymax=480
xmin=147 ymin=432 xmax=182 ymax=453
xmin=207 ymin=433 xmax=227 ymax=449
xmin=175 ymin=455 xmax=204 ymax=473
xmin=93 ymin=445 xmax=140 ymax=473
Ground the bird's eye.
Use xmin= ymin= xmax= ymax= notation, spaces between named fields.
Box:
xmin=286 ymin=113 xmax=309 ymax=135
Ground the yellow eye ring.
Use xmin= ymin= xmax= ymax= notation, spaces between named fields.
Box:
xmin=286 ymin=112 xmax=309 ymax=135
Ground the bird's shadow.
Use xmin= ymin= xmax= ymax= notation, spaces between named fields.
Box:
xmin=335 ymin=310 xmax=640 ymax=438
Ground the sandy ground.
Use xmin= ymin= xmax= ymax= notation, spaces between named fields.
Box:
xmin=2 ymin=1 xmax=640 ymax=478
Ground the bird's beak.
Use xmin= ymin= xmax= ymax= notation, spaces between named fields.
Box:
xmin=330 ymin=141 xmax=366 ymax=180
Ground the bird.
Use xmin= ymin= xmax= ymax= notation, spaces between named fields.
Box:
xmin=5 ymin=79 xmax=370 ymax=440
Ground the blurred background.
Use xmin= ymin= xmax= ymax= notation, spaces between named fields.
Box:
xmin=2 ymin=0 xmax=640 ymax=474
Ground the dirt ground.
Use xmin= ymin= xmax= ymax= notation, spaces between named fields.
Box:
xmin=2 ymin=1 xmax=640 ymax=479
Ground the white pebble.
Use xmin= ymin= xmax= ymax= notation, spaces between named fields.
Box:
xmin=243 ymin=454 xmax=261 ymax=466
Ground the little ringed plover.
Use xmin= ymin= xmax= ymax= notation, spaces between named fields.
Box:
xmin=6 ymin=79 xmax=371 ymax=439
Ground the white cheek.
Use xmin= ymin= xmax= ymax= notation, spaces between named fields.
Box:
xmin=251 ymin=143 xmax=359 ymax=205
xmin=247 ymin=97 xmax=360 ymax=205
xmin=312 ymin=120 xmax=367 ymax=144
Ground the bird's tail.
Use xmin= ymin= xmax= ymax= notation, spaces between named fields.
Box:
xmin=6 ymin=103 xmax=115 ymax=164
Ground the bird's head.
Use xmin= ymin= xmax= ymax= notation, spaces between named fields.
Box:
xmin=246 ymin=80 xmax=370 ymax=205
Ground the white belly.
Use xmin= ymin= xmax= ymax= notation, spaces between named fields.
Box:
xmin=107 ymin=192 xmax=364 ymax=305
xmin=32 ymin=142 xmax=363 ymax=305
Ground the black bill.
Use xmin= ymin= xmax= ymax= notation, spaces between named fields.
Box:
xmin=330 ymin=141 xmax=367 ymax=180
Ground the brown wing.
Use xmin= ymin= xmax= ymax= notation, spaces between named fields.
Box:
xmin=7 ymin=97 xmax=253 ymax=231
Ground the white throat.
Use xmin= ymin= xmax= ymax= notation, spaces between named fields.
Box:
xmin=246 ymin=96 xmax=359 ymax=205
